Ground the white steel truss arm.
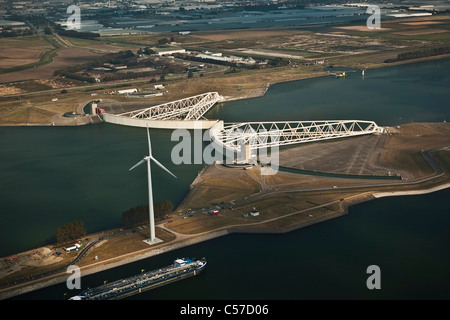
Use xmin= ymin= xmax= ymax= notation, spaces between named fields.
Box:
xmin=210 ymin=120 xmax=382 ymax=152
xmin=117 ymin=92 xmax=221 ymax=121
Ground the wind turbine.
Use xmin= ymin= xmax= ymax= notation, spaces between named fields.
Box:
xmin=129 ymin=126 xmax=176 ymax=244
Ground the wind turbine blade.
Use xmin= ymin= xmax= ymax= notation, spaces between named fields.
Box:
xmin=146 ymin=125 xmax=152 ymax=157
xmin=149 ymin=155 xmax=177 ymax=178
xmin=129 ymin=158 xmax=146 ymax=171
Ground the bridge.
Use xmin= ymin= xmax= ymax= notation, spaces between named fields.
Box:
xmin=101 ymin=92 xmax=222 ymax=129
xmin=209 ymin=120 xmax=383 ymax=154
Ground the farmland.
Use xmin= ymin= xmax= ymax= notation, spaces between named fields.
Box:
xmin=0 ymin=14 xmax=450 ymax=126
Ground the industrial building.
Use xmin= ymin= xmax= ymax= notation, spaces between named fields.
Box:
xmin=154 ymin=47 xmax=186 ymax=56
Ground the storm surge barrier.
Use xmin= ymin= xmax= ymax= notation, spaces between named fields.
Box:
xmin=101 ymin=92 xmax=383 ymax=152
xmin=102 ymin=92 xmax=222 ymax=129
xmin=209 ymin=120 xmax=383 ymax=153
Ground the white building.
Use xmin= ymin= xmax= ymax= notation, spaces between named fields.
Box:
xmin=155 ymin=47 xmax=186 ymax=56
xmin=118 ymin=88 xmax=138 ymax=94
xmin=250 ymin=209 xmax=259 ymax=216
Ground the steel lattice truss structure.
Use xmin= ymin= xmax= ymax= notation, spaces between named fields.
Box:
xmin=210 ymin=120 xmax=382 ymax=152
xmin=118 ymin=92 xmax=221 ymax=121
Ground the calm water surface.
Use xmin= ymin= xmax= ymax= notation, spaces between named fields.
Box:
xmin=2 ymin=58 xmax=450 ymax=299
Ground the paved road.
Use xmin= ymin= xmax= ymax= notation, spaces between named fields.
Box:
xmin=0 ymin=65 xmax=229 ymax=100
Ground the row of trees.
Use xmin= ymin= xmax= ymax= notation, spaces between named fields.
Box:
xmin=54 ymin=200 xmax=174 ymax=244
xmin=102 ymin=70 xmax=157 ymax=82
xmin=55 ymin=221 xmax=86 ymax=245
xmin=137 ymin=47 xmax=157 ymax=55
xmin=384 ymin=46 xmax=450 ymax=63
xmin=57 ymin=29 xmax=100 ymax=39
xmin=157 ymin=37 xmax=175 ymax=45
xmin=122 ymin=200 xmax=174 ymax=228
xmin=54 ymin=50 xmax=136 ymax=76
xmin=56 ymin=71 xmax=97 ymax=83
xmin=0 ymin=27 xmax=34 ymax=38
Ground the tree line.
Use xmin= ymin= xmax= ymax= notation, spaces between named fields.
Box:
xmin=53 ymin=50 xmax=136 ymax=83
xmin=57 ymin=29 xmax=100 ymax=39
xmin=102 ymin=70 xmax=157 ymax=82
xmin=55 ymin=221 xmax=86 ymax=245
xmin=122 ymin=200 xmax=174 ymax=228
xmin=54 ymin=50 xmax=135 ymax=76
xmin=0 ymin=27 xmax=34 ymax=38
xmin=54 ymin=200 xmax=173 ymax=245
xmin=56 ymin=71 xmax=97 ymax=83
xmin=384 ymin=46 xmax=450 ymax=63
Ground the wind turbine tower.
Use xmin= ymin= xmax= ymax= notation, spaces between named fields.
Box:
xmin=129 ymin=126 xmax=177 ymax=245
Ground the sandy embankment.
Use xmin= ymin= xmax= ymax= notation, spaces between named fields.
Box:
xmin=0 ymin=230 xmax=229 ymax=300
xmin=0 ymin=247 xmax=63 ymax=280
xmin=372 ymin=182 xmax=450 ymax=198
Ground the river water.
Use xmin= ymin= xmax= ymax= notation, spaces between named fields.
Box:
xmin=3 ymin=58 xmax=450 ymax=300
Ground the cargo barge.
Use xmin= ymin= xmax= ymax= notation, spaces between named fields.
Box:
xmin=69 ymin=258 xmax=206 ymax=300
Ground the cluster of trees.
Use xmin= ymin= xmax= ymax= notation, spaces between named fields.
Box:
xmin=137 ymin=47 xmax=157 ymax=55
xmin=99 ymin=50 xmax=135 ymax=66
xmin=102 ymin=70 xmax=157 ymax=82
xmin=55 ymin=221 xmax=86 ymax=245
xmin=53 ymin=49 xmax=187 ymax=83
xmin=53 ymin=50 xmax=138 ymax=82
xmin=157 ymin=37 xmax=175 ymax=45
xmin=56 ymin=71 xmax=96 ymax=83
xmin=57 ymin=29 xmax=100 ymax=39
xmin=101 ymin=65 xmax=185 ymax=82
xmin=122 ymin=200 xmax=174 ymax=228
xmin=0 ymin=27 xmax=34 ymax=38
xmin=268 ymin=57 xmax=290 ymax=67
xmin=54 ymin=50 xmax=136 ymax=77
xmin=384 ymin=46 xmax=450 ymax=63
xmin=52 ymin=21 xmax=100 ymax=39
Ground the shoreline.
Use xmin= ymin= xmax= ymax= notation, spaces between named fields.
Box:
xmin=1 ymin=57 xmax=450 ymax=298
xmin=0 ymin=192 xmax=374 ymax=299
xmin=1 ymin=54 xmax=450 ymax=127
xmin=0 ymin=230 xmax=231 ymax=300
xmin=372 ymin=182 xmax=450 ymax=198
xmin=2 ymin=175 xmax=450 ymax=300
